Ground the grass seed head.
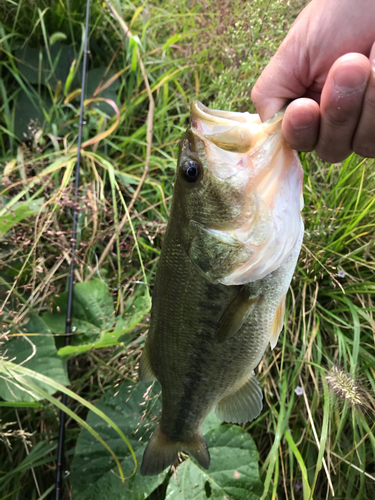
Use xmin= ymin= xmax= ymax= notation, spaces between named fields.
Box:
xmin=326 ymin=366 xmax=374 ymax=414
xmin=0 ymin=420 xmax=34 ymax=448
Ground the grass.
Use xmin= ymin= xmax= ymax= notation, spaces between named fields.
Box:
xmin=1 ymin=0 xmax=375 ymax=499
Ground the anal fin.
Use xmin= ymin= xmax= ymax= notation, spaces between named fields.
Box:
xmin=269 ymin=295 xmax=286 ymax=350
xmin=215 ymin=288 xmax=260 ymax=343
xmin=139 ymin=338 xmax=157 ymax=382
xmin=215 ymin=371 xmax=263 ymax=424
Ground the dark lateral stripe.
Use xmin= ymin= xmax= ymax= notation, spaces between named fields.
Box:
xmin=171 ymin=283 xmax=226 ymax=437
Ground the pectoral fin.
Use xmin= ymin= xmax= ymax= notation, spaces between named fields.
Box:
xmin=139 ymin=338 xmax=157 ymax=382
xmin=215 ymin=289 xmax=259 ymax=343
xmin=215 ymin=371 xmax=263 ymax=424
xmin=269 ymin=295 xmax=286 ymax=350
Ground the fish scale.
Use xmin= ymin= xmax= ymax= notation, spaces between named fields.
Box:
xmin=139 ymin=101 xmax=304 ymax=476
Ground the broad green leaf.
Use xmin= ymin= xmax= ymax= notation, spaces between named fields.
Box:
xmin=88 ymin=90 xmax=119 ymax=117
xmin=15 ymin=46 xmax=47 ymax=85
xmin=166 ymin=425 xmax=263 ymax=500
xmin=114 ymin=293 xmax=151 ymax=332
xmin=71 ymin=379 xmax=262 ymax=500
xmin=15 ymin=43 xmax=78 ymax=89
xmin=85 ymin=68 xmax=120 ymax=116
xmin=0 ymin=197 xmax=44 ymax=237
xmin=57 ymin=292 xmax=150 ymax=356
xmin=201 ymin=410 xmax=221 ymax=435
xmin=71 ymin=382 xmax=164 ymax=500
xmin=46 ymin=281 xmax=150 ymax=356
xmin=43 ymin=279 xmax=116 ymax=346
xmin=13 ymin=89 xmax=53 ymax=139
xmin=56 ymin=326 xmax=133 ymax=357
xmin=0 ymin=315 xmax=69 ymax=402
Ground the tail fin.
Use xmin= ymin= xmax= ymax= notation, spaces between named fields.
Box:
xmin=140 ymin=425 xmax=210 ymax=476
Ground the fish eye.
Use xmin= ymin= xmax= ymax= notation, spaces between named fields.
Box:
xmin=182 ymin=160 xmax=201 ymax=183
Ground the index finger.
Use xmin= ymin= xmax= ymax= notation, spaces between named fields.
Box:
xmin=251 ymin=44 xmax=308 ymax=121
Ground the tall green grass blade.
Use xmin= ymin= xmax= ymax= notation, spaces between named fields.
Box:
xmin=309 ymin=376 xmax=331 ymax=498
xmin=284 ymin=429 xmax=311 ymax=500
xmin=0 ymin=360 xmax=137 ymax=478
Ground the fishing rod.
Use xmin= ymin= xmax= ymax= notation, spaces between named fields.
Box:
xmin=55 ymin=0 xmax=91 ymax=497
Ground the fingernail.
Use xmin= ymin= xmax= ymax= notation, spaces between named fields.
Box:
xmin=290 ymin=111 xmax=315 ymax=130
xmin=334 ymin=65 xmax=368 ymax=93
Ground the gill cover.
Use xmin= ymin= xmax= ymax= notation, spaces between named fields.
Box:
xmin=188 ymin=101 xmax=304 ymax=285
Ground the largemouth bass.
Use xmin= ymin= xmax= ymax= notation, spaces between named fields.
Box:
xmin=139 ymin=101 xmax=304 ymax=476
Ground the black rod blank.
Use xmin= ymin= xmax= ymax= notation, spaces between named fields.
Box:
xmin=55 ymin=1 xmax=91 ymax=497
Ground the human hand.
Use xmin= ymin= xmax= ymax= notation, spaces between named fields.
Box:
xmin=251 ymin=0 xmax=375 ymax=163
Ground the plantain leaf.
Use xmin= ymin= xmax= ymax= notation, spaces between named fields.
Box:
xmin=41 ymin=279 xmax=150 ymax=356
xmin=71 ymin=380 xmax=262 ymax=500
xmin=166 ymin=425 xmax=263 ymax=500
xmin=57 ymin=291 xmax=151 ymax=357
xmin=43 ymin=279 xmax=117 ymax=347
xmin=0 ymin=315 xmax=69 ymax=402
xmin=71 ymin=381 xmax=164 ymax=500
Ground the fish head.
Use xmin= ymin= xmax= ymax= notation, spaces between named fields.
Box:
xmin=173 ymin=101 xmax=304 ymax=285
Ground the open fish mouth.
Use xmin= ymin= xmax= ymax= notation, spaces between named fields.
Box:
xmin=190 ymin=100 xmax=283 ymax=154
xmin=188 ymin=101 xmax=304 ymax=285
